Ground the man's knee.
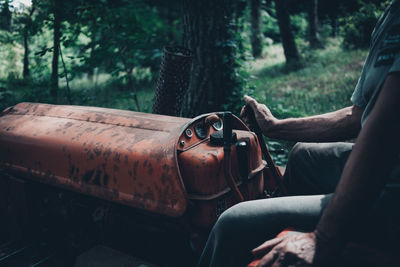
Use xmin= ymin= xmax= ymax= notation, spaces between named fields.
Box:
xmin=284 ymin=142 xmax=329 ymax=195
xmin=212 ymin=203 xmax=247 ymax=241
xmin=283 ymin=143 xmax=312 ymax=187
xmin=284 ymin=142 xmax=352 ymax=195
xmin=287 ymin=142 xmax=311 ymax=166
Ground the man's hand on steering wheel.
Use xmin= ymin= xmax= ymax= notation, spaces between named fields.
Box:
xmin=240 ymin=95 xmax=278 ymax=136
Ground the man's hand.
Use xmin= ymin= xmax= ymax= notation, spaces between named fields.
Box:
xmin=240 ymin=95 xmax=278 ymax=136
xmin=252 ymin=231 xmax=316 ymax=267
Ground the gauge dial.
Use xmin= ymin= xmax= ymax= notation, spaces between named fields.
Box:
xmin=212 ymin=119 xmax=223 ymax=131
xmin=194 ymin=124 xmax=207 ymax=139
xmin=185 ymin=128 xmax=193 ymax=138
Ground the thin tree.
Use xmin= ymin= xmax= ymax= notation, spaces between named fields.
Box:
xmin=309 ymin=0 xmax=322 ymax=48
xmin=50 ymin=0 xmax=62 ymax=102
xmin=22 ymin=6 xmax=36 ymax=79
xmin=250 ymin=0 xmax=263 ymax=58
xmin=273 ymin=0 xmax=301 ymax=65
xmin=0 ymin=0 xmax=11 ymax=31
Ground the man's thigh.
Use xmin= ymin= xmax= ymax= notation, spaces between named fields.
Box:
xmin=283 ymin=142 xmax=353 ymax=195
xmin=197 ymin=194 xmax=332 ymax=267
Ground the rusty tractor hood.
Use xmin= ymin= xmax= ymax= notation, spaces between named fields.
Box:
xmin=0 ymin=102 xmax=191 ymax=217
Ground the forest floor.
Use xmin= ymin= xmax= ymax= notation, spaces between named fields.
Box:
xmin=248 ymin=38 xmax=367 ymax=117
xmin=247 ymin=38 xmax=368 ymax=165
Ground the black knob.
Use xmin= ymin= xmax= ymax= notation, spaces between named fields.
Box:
xmin=223 ymin=112 xmax=233 ymax=150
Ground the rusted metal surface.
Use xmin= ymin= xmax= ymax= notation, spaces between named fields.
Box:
xmin=0 ymin=103 xmax=267 ymax=229
xmin=179 ymin=128 xmax=265 ymax=228
xmin=177 ymin=113 xmax=266 ymax=228
xmin=0 ymin=102 xmax=190 ymax=217
xmin=179 ymin=130 xmax=263 ymax=195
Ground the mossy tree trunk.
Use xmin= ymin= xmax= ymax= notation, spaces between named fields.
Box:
xmin=250 ymin=0 xmax=263 ymax=58
xmin=274 ymin=0 xmax=300 ymax=65
xmin=23 ymin=30 xmax=30 ymax=79
xmin=309 ymin=0 xmax=322 ymax=48
xmin=182 ymin=0 xmax=240 ymax=117
xmin=51 ymin=0 xmax=62 ymax=102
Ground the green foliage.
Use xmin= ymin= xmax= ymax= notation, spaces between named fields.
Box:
xmin=261 ymin=3 xmax=307 ymax=45
xmin=248 ymin=38 xmax=368 ymax=164
xmin=0 ymin=41 xmax=21 ymax=79
xmin=261 ymin=7 xmax=280 ymax=43
xmin=0 ymin=75 xmax=155 ymax=113
xmin=290 ymin=13 xmax=308 ymax=40
xmin=67 ymin=0 xmax=179 ymax=86
xmin=341 ymin=1 xmax=389 ymax=49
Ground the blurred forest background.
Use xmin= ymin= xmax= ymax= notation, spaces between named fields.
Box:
xmin=0 ymin=0 xmax=391 ymax=164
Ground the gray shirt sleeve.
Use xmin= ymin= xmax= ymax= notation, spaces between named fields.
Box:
xmin=389 ymin=53 xmax=400 ymax=73
xmin=351 ymin=77 xmax=367 ymax=108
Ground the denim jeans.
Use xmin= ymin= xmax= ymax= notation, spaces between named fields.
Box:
xmin=197 ymin=142 xmax=400 ymax=267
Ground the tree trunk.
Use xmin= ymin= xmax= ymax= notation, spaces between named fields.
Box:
xmin=250 ymin=0 xmax=263 ymax=58
xmin=0 ymin=0 xmax=11 ymax=31
xmin=309 ymin=0 xmax=322 ymax=48
xmin=182 ymin=0 xmax=239 ymax=117
xmin=127 ymin=68 xmax=141 ymax=112
xmin=235 ymin=0 xmax=247 ymax=58
xmin=23 ymin=30 xmax=29 ymax=79
xmin=330 ymin=15 xmax=338 ymax=37
xmin=51 ymin=0 xmax=61 ymax=102
xmin=274 ymin=0 xmax=300 ymax=65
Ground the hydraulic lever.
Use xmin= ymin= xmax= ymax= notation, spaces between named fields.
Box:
xmin=244 ymin=105 xmax=288 ymax=196
xmin=223 ymin=112 xmax=244 ymax=202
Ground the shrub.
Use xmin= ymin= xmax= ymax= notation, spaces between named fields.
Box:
xmin=340 ymin=2 xmax=386 ymax=49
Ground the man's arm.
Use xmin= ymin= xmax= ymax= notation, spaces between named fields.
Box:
xmin=314 ymin=73 xmax=400 ymax=260
xmin=251 ymin=73 xmax=400 ymax=267
xmin=241 ymin=96 xmax=363 ymax=142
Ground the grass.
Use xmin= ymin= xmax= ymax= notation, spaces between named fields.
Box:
xmin=248 ymin=38 xmax=367 ymax=118
xmin=246 ymin=38 xmax=368 ymax=165
xmin=0 ymin=74 xmax=156 ymax=114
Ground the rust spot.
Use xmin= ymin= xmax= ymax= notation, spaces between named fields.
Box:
xmin=103 ymin=148 xmax=112 ymax=159
xmin=83 ymin=169 xmax=95 ymax=183
xmin=143 ymin=187 xmax=155 ymax=201
xmin=93 ymin=146 xmax=102 ymax=156
xmin=103 ymin=172 xmax=109 ymax=186
xmin=69 ymin=165 xmax=75 ymax=177
xmin=147 ymin=163 xmax=153 ymax=176
xmin=161 ymin=173 xmax=168 ymax=185
xmin=0 ymin=102 xmax=191 ymax=218
xmin=113 ymin=152 xmax=121 ymax=163
xmin=132 ymin=160 xmax=139 ymax=180
xmin=92 ymin=170 xmax=102 ymax=185
xmin=64 ymin=122 xmax=73 ymax=129
xmin=95 ymin=114 xmax=105 ymax=121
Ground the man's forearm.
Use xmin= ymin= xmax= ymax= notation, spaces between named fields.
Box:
xmin=314 ymin=74 xmax=400 ymax=260
xmin=265 ymin=105 xmax=363 ymax=142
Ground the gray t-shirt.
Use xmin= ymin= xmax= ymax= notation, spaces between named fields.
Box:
xmin=351 ymin=1 xmax=400 ymax=126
